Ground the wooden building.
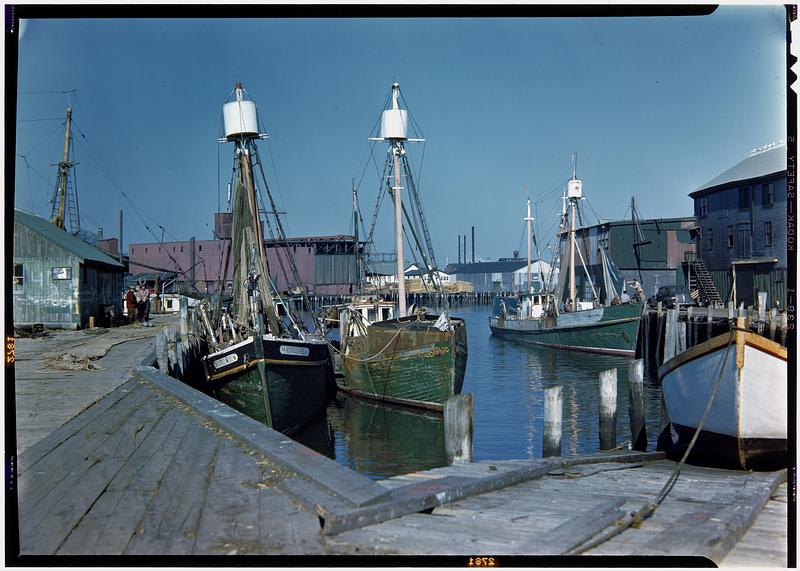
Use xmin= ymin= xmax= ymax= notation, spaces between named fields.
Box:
xmin=557 ymin=217 xmax=696 ymax=300
xmin=689 ymin=144 xmax=787 ymax=308
xmin=13 ymin=209 xmax=126 ymax=329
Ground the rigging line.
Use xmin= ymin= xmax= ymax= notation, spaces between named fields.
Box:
xmin=264 ymin=137 xmax=291 ymax=237
xmin=68 ymin=134 xmax=193 ymax=284
xmin=70 ymin=122 xmax=182 ymax=243
xmin=16 ymin=118 xmax=65 ymax=123
xmin=18 ymin=122 xmax=65 ymax=157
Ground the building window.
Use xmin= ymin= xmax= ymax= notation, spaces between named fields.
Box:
xmin=762 ymin=183 xmax=775 ymax=207
xmin=180 ymin=246 xmax=183 ymax=253
xmin=131 ymin=247 xmax=134 ymax=254
xmin=51 ymin=267 xmax=71 ymax=280
xmin=145 ymin=247 xmax=148 ymax=254
xmin=706 ymin=229 xmax=713 ymax=251
xmin=765 ymin=221 xmax=773 ymax=247
xmin=738 ymin=186 xmax=752 ymax=209
xmin=173 ymin=246 xmax=176 ymax=253
xmin=698 ymin=196 xmax=708 ymax=217
xmin=199 ymin=245 xmax=202 ymax=252
xmin=727 ymin=226 xmax=734 ymax=249
xmin=158 ymin=247 xmax=161 ymax=253
xmin=13 ymin=263 xmax=23 ymax=290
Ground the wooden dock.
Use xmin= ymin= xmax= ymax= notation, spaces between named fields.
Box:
xmin=12 ymin=359 xmax=789 ymax=562
xmin=10 ymin=311 xmax=790 ymax=562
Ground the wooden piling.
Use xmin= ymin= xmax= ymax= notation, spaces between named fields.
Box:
xmin=642 ymin=310 xmax=650 ymax=376
xmin=769 ymin=308 xmax=777 ymax=341
xmin=627 ymin=360 xmax=647 ymax=452
xmin=663 ymin=308 xmax=678 ymax=363
xmin=444 ymin=393 xmax=473 ymax=464
xmin=655 ymin=303 xmax=665 ymax=366
xmin=677 ymin=318 xmax=687 ymax=355
xmin=599 ymin=369 xmax=617 ymax=451
xmin=686 ymin=306 xmax=693 ymax=348
xmin=542 ymin=386 xmax=563 ymax=458
xmin=706 ymin=307 xmax=713 ymax=342
xmin=155 ymin=330 xmax=169 ymax=371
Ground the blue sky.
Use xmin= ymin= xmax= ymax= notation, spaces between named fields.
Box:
xmin=13 ymin=7 xmax=787 ymax=263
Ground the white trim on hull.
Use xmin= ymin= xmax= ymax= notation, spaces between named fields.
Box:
xmin=659 ymin=329 xmax=787 ymax=469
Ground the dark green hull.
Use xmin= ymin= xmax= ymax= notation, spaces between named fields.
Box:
xmin=203 ymin=336 xmax=333 ymax=435
xmin=489 ymin=302 xmax=642 ymax=356
xmin=339 ymin=315 xmax=468 ymax=410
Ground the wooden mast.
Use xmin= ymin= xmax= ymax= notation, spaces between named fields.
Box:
xmin=525 ymin=193 xmax=533 ymax=296
xmin=51 ymin=107 xmax=73 ymax=230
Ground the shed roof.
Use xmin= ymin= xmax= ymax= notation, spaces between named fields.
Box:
xmin=691 ymin=145 xmax=787 ymax=197
xmin=15 ymin=209 xmax=126 ymax=269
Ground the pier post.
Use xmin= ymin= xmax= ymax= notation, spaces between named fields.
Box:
xmin=686 ymin=306 xmax=693 ymax=348
xmin=706 ymin=307 xmax=713 ymax=342
xmin=677 ymin=317 xmax=686 ymax=355
xmin=642 ymin=310 xmax=650 ymax=376
xmin=599 ymin=368 xmax=617 ymax=451
xmin=757 ymin=292 xmax=767 ymax=336
xmin=769 ymin=308 xmax=777 ymax=341
xmin=445 ymin=394 xmax=473 ymax=464
xmin=663 ymin=308 xmax=678 ymax=362
xmin=655 ymin=302 xmax=664 ymax=366
xmin=155 ymin=330 xmax=169 ymax=371
xmin=542 ymin=386 xmax=563 ymax=458
xmin=627 ymin=359 xmax=647 ymax=452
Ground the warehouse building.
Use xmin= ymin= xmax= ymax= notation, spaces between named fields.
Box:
xmin=13 ymin=209 xmax=126 ymax=329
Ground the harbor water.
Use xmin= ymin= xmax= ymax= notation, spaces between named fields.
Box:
xmin=294 ymin=305 xmax=666 ymax=480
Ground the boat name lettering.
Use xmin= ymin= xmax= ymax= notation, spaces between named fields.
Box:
xmin=213 ymin=353 xmax=238 ymax=369
xmin=425 ymin=346 xmax=450 ymax=358
xmin=279 ymin=345 xmax=310 ymax=357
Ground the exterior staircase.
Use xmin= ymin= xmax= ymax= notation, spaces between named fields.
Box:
xmin=687 ymin=255 xmax=723 ymax=306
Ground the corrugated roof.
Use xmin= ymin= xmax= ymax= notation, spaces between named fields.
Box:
xmin=15 ymin=209 xmax=126 ymax=269
xmin=692 ymin=145 xmax=787 ymax=196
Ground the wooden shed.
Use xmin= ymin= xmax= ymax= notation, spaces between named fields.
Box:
xmin=13 ymin=209 xmax=126 ymax=329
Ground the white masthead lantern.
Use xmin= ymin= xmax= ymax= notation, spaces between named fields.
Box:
xmin=222 ymin=82 xmax=262 ymax=141
xmin=380 ymin=82 xmax=409 ymax=140
xmin=567 ymin=178 xmax=583 ymax=199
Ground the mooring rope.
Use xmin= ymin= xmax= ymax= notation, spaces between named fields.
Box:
xmin=325 ymin=309 xmax=431 ymax=363
xmin=564 ymin=328 xmax=737 ymax=555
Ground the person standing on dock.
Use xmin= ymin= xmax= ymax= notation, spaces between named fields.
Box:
xmin=125 ymin=287 xmax=138 ymax=324
xmin=136 ymin=282 xmax=150 ymax=322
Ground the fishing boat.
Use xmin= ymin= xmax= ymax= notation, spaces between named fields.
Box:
xmin=197 ymin=83 xmax=334 ymax=435
xmin=659 ymin=318 xmax=788 ymax=470
xmin=324 ymin=83 xmax=468 ymax=411
xmin=489 ymin=161 xmax=643 ymax=356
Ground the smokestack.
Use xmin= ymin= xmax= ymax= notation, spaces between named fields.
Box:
xmin=471 ymin=226 xmax=475 ymax=263
xmin=457 ymin=235 xmax=461 ymax=264
xmin=97 ymin=227 xmax=104 ymax=240
xmin=118 ymin=209 xmax=123 ymax=260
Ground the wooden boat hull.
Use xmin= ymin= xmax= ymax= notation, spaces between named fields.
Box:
xmin=339 ymin=315 xmax=468 ymax=411
xmin=489 ymin=302 xmax=642 ymax=357
xmin=659 ymin=329 xmax=788 ymax=470
xmin=202 ymin=336 xmax=334 ymax=435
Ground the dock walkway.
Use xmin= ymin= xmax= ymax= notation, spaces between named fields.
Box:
xmin=13 ymin=315 xmax=176 ymax=452
xmin=13 ymin=361 xmax=788 ymax=562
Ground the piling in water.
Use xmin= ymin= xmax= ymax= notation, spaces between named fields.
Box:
xmin=543 ymin=386 xmax=563 ymax=458
xmin=627 ymin=359 xmax=647 ymax=452
xmin=445 ymin=393 xmax=473 ymax=464
xmin=599 ymin=368 xmax=617 ymax=451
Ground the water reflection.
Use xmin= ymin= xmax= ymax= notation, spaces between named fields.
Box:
xmin=295 ymin=305 xmax=664 ymax=478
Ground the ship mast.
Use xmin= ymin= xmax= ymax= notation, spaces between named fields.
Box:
xmin=50 ymin=106 xmax=78 ymax=232
xmin=566 ymin=153 xmax=583 ymax=307
xmin=525 ymin=192 xmax=533 ymax=295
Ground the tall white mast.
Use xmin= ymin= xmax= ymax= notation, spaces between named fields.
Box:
xmin=524 ymin=191 xmax=533 ymax=295
xmin=566 ymin=153 xmax=583 ymax=307
xmin=376 ymin=82 xmax=412 ymax=317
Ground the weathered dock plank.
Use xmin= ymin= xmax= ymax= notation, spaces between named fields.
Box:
xmin=326 ymin=459 xmax=787 ymax=562
xmin=722 ymin=481 xmax=788 ymax=566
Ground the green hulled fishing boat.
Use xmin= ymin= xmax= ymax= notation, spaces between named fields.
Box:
xmin=489 ymin=158 xmax=642 ymax=356
xmin=325 ymin=83 xmax=468 ymax=410
xmin=197 ymin=83 xmax=333 ymax=435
